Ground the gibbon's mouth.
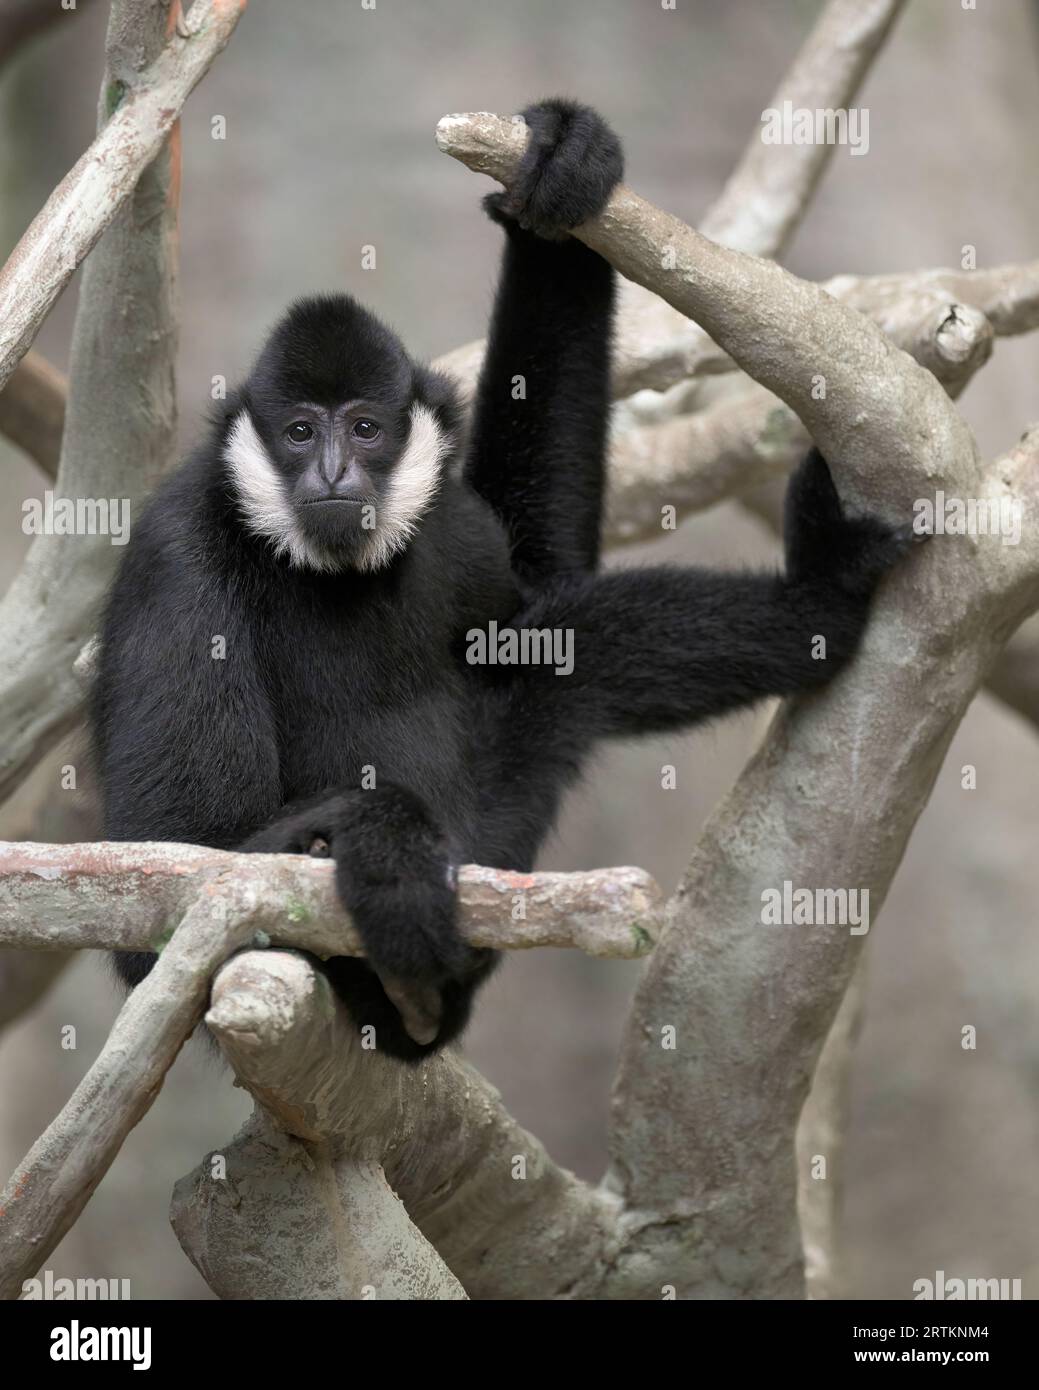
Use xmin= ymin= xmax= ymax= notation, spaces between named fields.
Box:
xmin=300 ymin=498 xmax=368 ymax=508
xmin=295 ymin=496 xmax=374 ymax=554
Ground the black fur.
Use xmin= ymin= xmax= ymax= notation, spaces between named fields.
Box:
xmin=94 ymin=99 xmax=911 ymax=1061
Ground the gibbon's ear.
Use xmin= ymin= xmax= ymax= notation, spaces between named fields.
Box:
xmin=412 ymin=365 xmax=464 ymax=453
xmin=210 ymin=384 xmax=248 ymax=437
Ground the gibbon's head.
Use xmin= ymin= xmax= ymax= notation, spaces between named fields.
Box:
xmin=223 ymin=294 xmax=461 ymax=573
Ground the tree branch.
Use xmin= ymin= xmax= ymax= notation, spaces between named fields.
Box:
xmin=0 ymin=350 xmax=65 ymax=479
xmin=0 ymin=0 xmax=246 ymax=805
xmin=437 ymin=104 xmax=1039 ymax=1298
xmin=0 ymin=0 xmax=244 ymax=392
xmin=435 ymin=110 xmax=973 ymax=513
xmin=985 ymin=613 xmax=1039 ymax=727
xmin=173 ymin=950 xmax=619 ymax=1299
xmin=607 ymin=0 xmax=908 ymax=400
xmin=172 ymin=1103 xmax=468 ymax=1298
xmin=602 ymin=254 xmax=1039 ymax=544
xmin=435 ymin=0 xmax=907 ymax=403
xmin=0 ymin=840 xmax=662 ymax=959
xmin=0 ymin=843 xmax=655 ymax=1297
xmin=700 ymin=0 xmax=906 ymax=254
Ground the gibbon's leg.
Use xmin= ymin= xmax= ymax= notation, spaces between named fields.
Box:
xmin=464 ymin=100 xmax=622 ymax=584
xmin=489 ymin=449 xmax=916 ymax=762
xmin=239 ymin=786 xmax=496 ymax=1062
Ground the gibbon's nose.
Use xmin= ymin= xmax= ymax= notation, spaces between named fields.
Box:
xmin=318 ymin=446 xmax=367 ymax=498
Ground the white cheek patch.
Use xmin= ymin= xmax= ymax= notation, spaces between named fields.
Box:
xmin=355 ymin=403 xmax=447 ymax=573
xmin=224 ymin=410 xmax=341 ymax=572
xmin=224 ymin=403 xmax=448 ymax=575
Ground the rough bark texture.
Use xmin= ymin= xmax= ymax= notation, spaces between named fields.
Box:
xmin=0 ymin=0 xmax=244 ymax=392
xmin=0 ymin=841 xmax=661 ymax=959
xmin=174 ymin=951 xmax=620 ymax=1300
xmin=0 ymin=842 xmax=658 ymax=1295
xmin=0 ymin=0 xmax=243 ymax=805
xmin=602 ymin=267 xmax=1012 ymax=545
xmin=432 ymin=106 xmax=1039 ymax=1300
xmin=796 ymin=960 xmax=867 ymax=1300
xmin=171 ymin=1110 xmax=469 ymax=1300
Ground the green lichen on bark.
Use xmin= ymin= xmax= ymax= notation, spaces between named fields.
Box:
xmin=104 ymin=80 xmax=126 ymax=119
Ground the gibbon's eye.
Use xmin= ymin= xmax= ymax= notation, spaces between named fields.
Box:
xmin=352 ymin=419 xmax=380 ymax=441
xmin=308 ymin=836 xmax=330 ymax=858
xmin=287 ymin=421 xmax=313 ymax=444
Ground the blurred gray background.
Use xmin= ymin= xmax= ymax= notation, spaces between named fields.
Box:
xmin=2 ymin=0 xmax=1038 ymax=1299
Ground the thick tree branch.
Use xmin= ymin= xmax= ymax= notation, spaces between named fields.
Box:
xmin=436 ymin=0 xmax=907 ymax=403
xmin=605 ymin=254 xmax=1039 ymax=544
xmin=171 ymin=1106 xmax=470 ymax=1300
xmin=173 ymin=951 xmax=618 ymax=1299
xmin=0 ymin=0 xmax=244 ymax=393
xmin=435 ymin=110 xmax=974 ymax=514
xmin=0 ymin=845 xmax=656 ymax=1297
xmin=438 ymin=105 xmax=1039 ymax=1298
xmin=0 ymin=0 xmax=247 ymax=806
xmin=598 ymin=417 xmax=1039 ymax=1296
xmin=0 ymin=350 xmax=65 ymax=479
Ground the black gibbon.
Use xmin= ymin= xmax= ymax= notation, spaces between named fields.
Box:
xmin=92 ymin=100 xmax=912 ymax=1059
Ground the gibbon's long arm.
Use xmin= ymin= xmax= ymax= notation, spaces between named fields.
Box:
xmin=495 ymin=450 xmax=914 ymax=744
xmin=464 ymin=100 xmax=621 ymax=585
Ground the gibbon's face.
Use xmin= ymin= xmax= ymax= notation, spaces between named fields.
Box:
xmin=223 ymin=294 xmax=450 ymax=573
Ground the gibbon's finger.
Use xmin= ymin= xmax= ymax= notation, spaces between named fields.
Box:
xmin=376 ymin=972 xmax=442 ymax=1046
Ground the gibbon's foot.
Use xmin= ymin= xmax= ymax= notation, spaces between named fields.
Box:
xmin=482 ymin=97 xmax=624 ymax=240
xmin=784 ymin=447 xmax=919 ymax=599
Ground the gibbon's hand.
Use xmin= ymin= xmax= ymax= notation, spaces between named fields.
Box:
xmin=783 ymin=448 xmax=919 ymax=600
xmin=482 ymin=97 xmax=624 ymax=241
xmin=242 ymin=786 xmax=491 ymax=1048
